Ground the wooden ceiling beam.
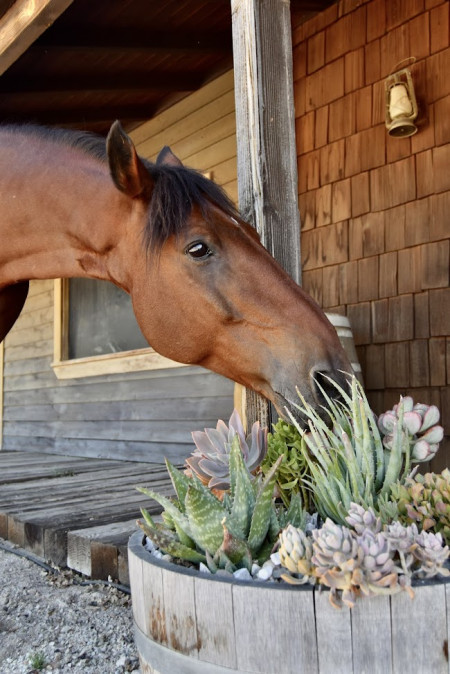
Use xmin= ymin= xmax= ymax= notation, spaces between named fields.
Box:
xmin=0 ymin=0 xmax=74 ymax=76
xmin=0 ymin=102 xmax=160 ymax=126
xmin=0 ymin=70 xmax=206 ymax=94
xmin=34 ymin=27 xmax=232 ymax=55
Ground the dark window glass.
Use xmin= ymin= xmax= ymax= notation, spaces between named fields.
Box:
xmin=68 ymin=278 xmax=148 ymax=359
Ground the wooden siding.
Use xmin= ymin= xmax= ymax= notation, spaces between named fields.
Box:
xmin=293 ymin=0 xmax=450 ymax=468
xmin=131 ymin=69 xmax=238 ymax=202
xmin=1 ymin=72 xmax=236 ymax=461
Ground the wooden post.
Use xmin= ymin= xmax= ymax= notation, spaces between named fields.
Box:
xmin=231 ymin=0 xmax=301 ymax=428
xmin=0 ymin=340 xmax=3 ymax=450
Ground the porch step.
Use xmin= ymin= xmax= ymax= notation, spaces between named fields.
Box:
xmin=67 ymin=519 xmax=139 ymax=585
xmin=0 ymin=450 xmax=174 ymax=583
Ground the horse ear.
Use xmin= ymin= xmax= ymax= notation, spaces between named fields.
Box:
xmin=156 ymin=146 xmax=183 ymax=168
xmin=106 ymin=120 xmax=153 ymax=199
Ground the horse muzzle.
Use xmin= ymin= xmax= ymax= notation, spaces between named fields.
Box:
xmin=270 ymin=364 xmax=353 ymax=429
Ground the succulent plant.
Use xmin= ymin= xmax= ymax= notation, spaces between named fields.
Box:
xmin=261 ymin=418 xmax=311 ymax=509
xmin=184 ymin=409 xmax=267 ymax=491
xmin=287 ymin=376 xmax=412 ymax=525
xmin=279 ymin=507 xmax=449 ymax=609
xmin=345 ymin=502 xmax=382 ymax=534
xmin=413 ymin=530 xmax=450 ymax=578
xmin=378 ymin=398 xmax=444 ymax=462
xmin=389 ymin=469 xmax=450 ymax=545
xmin=278 ymin=524 xmax=315 ymax=585
xmin=137 ymin=435 xmax=306 ymax=573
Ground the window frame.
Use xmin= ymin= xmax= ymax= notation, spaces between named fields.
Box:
xmin=51 ymin=279 xmax=186 ymax=379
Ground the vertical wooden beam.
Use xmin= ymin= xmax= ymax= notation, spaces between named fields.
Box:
xmin=231 ymin=0 xmax=301 ymax=428
xmin=53 ymin=278 xmax=69 ymax=364
xmin=0 ymin=340 xmax=4 ymax=450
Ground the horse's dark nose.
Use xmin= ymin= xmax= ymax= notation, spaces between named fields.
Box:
xmin=310 ymin=368 xmax=349 ymax=409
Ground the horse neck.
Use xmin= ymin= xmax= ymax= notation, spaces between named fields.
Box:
xmin=0 ymin=136 xmax=132 ymax=290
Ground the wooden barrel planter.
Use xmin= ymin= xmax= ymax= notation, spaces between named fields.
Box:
xmin=128 ymin=531 xmax=450 ymax=674
xmin=326 ymin=313 xmax=363 ymax=385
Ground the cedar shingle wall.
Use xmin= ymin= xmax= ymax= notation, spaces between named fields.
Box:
xmin=293 ymin=0 xmax=450 ymax=468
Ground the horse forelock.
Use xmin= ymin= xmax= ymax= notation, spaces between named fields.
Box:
xmin=143 ymin=163 xmax=240 ymax=253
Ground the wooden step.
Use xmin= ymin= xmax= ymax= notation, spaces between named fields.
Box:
xmin=67 ymin=519 xmax=140 ymax=585
xmin=0 ymin=450 xmax=174 ymax=581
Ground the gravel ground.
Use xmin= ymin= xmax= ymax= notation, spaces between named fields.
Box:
xmin=0 ymin=539 xmax=141 ymax=674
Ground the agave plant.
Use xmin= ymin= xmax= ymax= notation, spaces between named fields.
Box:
xmin=184 ymin=409 xmax=267 ymax=491
xmin=137 ymin=435 xmax=305 ymax=573
xmin=287 ymin=376 xmax=413 ymax=524
xmin=378 ymin=398 xmax=443 ymax=462
xmin=279 ymin=504 xmax=450 ymax=609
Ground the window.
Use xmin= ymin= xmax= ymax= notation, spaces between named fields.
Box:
xmin=52 ymin=279 xmax=185 ymax=379
xmin=68 ymin=278 xmax=148 ymax=358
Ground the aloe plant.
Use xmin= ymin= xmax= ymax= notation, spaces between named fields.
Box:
xmin=287 ymin=376 xmax=415 ymax=524
xmin=137 ymin=435 xmax=305 ymax=573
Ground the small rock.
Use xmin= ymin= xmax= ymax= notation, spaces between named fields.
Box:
xmin=257 ymin=565 xmax=273 ymax=581
xmin=270 ymin=551 xmax=281 ymax=566
xmin=116 ymin=654 xmax=127 ymax=668
xmin=233 ymin=568 xmax=252 ymax=581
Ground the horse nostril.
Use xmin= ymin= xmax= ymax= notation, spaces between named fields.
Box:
xmin=311 ymin=370 xmax=346 ymax=407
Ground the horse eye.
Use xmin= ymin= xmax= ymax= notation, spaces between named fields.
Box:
xmin=186 ymin=241 xmax=212 ymax=260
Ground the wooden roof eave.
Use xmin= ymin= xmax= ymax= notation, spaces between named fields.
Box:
xmin=0 ymin=0 xmax=74 ymax=76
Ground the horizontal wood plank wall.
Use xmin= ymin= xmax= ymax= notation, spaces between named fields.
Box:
xmin=1 ymin=72 xmax=237 ymax=460
xmin=131 ymin=70 xmax=238 ymax=203
xmin=293 ymin=0 xmax=450 ymax=468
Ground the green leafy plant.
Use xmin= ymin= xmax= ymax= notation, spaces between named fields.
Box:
xmin=29 ymin=652 xmax=47 ymax=671
xmin=261 ymin=418 xmax=311 ymax=510
xmin=389 ymin=469 xmax=450 ymax=545
xmin=137 ymin=435 xmax=305 ymax=573
xmin=279 ymin=505 xmax=450 ymax=609
xmin=185 ymin=409 xmax=267 ymax=491
xmin=287 ymin=376 xmax=417 ymax=524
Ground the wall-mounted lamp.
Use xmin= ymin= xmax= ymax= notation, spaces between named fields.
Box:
xmin=385 ymin=66 xmax=418 ymax=138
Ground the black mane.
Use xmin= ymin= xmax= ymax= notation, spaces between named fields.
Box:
xmin=3 ymin=123 xmax=240 ymax=251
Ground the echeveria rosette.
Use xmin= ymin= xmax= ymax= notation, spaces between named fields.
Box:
xmin=278 ymin=524 xmax=315 ymax=585
xmin=136 ymin=435 xmax=306 ymax=573
xmin=413 ymin=530 xmax=450 ymax=579
xmin=345 ymin=502 xmax=382 ymax=534
xmin=185 ymin=409 xmax=267 ymax=491
xmin=378 ymin=397 xmax=444 ymax=462
xmin=356 ymin=528 xmax=398 ymax=597
xmin=279 ymin=506 xmax=450 ymax=609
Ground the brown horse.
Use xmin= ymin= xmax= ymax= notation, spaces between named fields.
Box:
xmin=0 ymin=121 xmax=352 ymax=424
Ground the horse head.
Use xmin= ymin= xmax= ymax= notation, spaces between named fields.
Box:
xmin=106 ymin=122 xmax=353 ymax=425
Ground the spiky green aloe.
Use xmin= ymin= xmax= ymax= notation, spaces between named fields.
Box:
xmin=137 ymin=435 xmax=306 ymax=573
xmin=287 ymin=376 xmax=414 ymax=525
